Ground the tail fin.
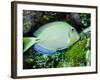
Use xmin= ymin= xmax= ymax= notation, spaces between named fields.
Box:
xmin=23 ymin=37 xmax=38 ymax=53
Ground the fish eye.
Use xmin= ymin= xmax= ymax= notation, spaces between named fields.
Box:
xmin=72 ymin=28 xmax=74 ymax=31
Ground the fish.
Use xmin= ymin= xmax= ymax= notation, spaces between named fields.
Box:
xmin=23 ymin=21 xmax=80 ymax=55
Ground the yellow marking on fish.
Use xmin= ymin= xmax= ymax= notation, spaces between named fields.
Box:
xmin=70 ymin=38 xmax=77 ymax=43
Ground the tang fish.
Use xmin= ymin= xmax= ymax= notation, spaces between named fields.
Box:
xmin=23 ymin=21 xmax=80 ymax=54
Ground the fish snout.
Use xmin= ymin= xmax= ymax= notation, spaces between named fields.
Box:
xmin=70 ymin=36 xmax=79 ymax=44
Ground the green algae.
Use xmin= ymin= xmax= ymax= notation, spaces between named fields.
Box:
xmin=58 ymin=39 xmax=88 ymax=67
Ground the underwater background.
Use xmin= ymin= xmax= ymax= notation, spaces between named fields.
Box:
xmin=23 ymin=10 xmax=91 ymax=69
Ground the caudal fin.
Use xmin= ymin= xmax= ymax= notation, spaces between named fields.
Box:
xmin=23 ymin=37 xmax=38 ymax=53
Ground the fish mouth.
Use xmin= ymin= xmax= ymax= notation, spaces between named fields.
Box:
xmin=70 ymin=38 xmax=77 ymax=43
xmin=70 ymin=36 xmax=80 ymax=46
xmin=70 ymin=36 xmax=79 ymax=44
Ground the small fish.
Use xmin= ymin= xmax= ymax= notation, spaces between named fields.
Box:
xmin=23 ymin=21 xmax=80 ymax=54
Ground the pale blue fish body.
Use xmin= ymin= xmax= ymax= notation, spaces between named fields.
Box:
xmin=23 ymin=21 xmax=80 ymax=54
